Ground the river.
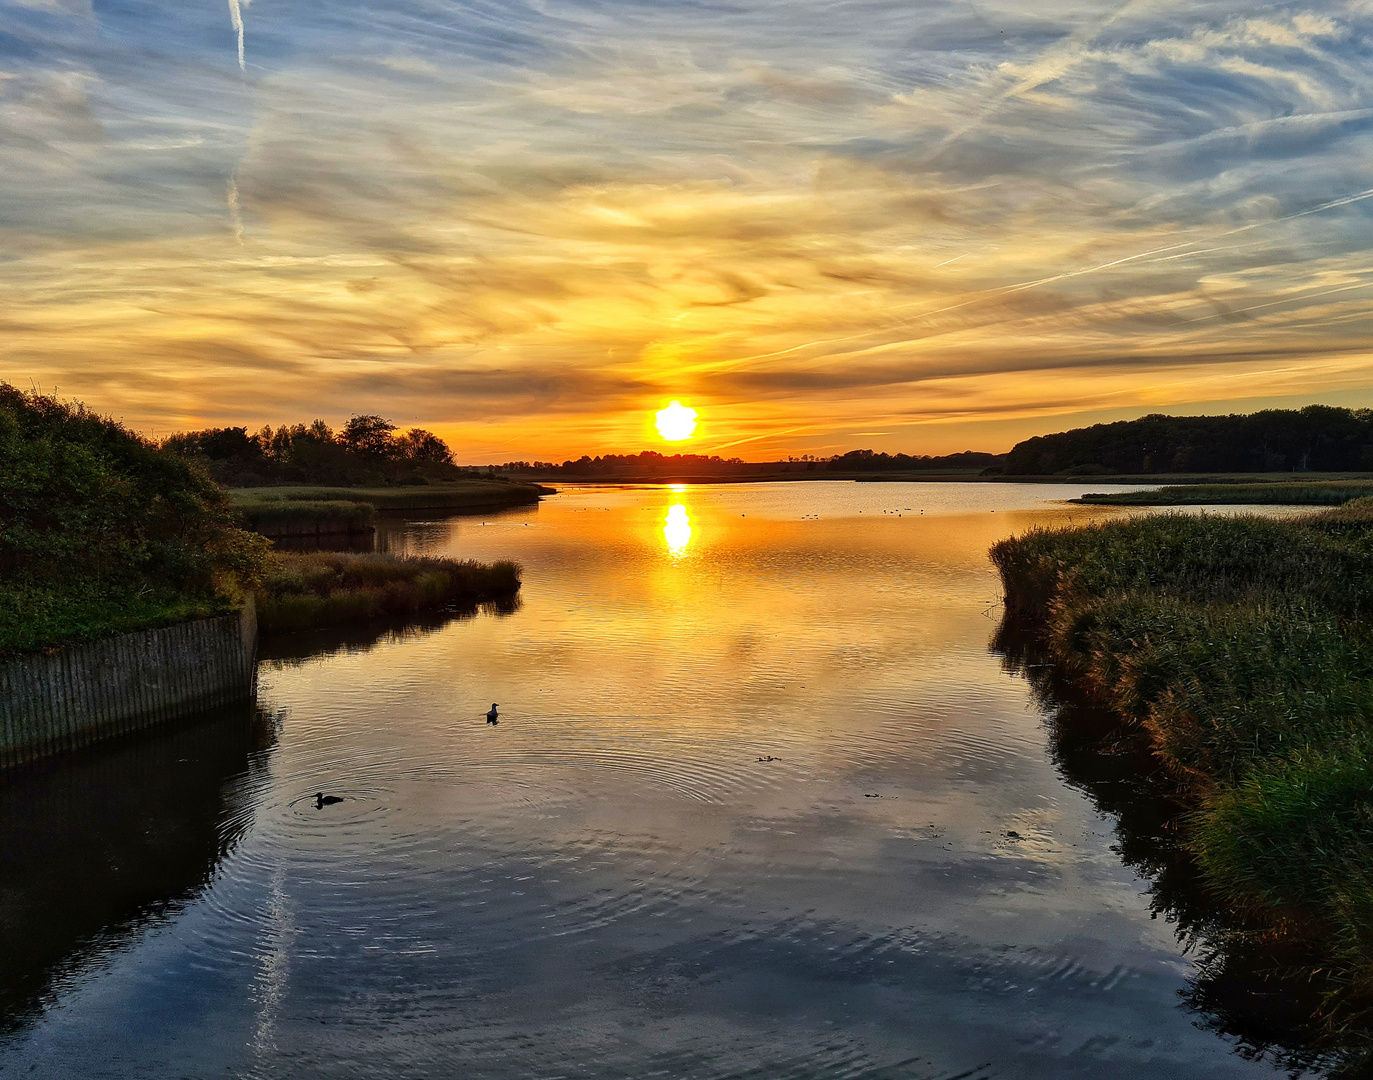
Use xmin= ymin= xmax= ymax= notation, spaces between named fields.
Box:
xmin=0 ymin=482 xmax=1309 ymax=1077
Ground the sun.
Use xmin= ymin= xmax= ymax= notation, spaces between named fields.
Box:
xmin=654 ymin=401 xmax=698 ymax=442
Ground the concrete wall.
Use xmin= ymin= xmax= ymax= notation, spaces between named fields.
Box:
xmin=0 ymin=601 xmax=257 ymax=769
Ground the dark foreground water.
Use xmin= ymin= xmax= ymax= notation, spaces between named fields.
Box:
xmin=0 ymin=483 xmax=1312 ymax=1078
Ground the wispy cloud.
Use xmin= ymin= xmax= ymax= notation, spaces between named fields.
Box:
xmin=3 ymin=0 xmax=1373 ymax=457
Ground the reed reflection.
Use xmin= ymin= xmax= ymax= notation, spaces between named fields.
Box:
xmin=992 ymin=617 xmax=1350 ymax=1077
xmin=663 ymin=502 xmax=693 ymax=558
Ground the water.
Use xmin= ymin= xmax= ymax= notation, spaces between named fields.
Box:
xmin=0 ymin=482 xmax=1305 ymax=1077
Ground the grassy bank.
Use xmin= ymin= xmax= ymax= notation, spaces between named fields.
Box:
xmin=231 ymin=480 xmax=552 ymax=513
xmin=230 ymin=481 xmax=550 ymax=540
xmin=991 ymin=502 xmax=1373 ymax=1050
xmin=1078 ymin=480 xmax=1373 ymax=506
xmin=253 ymin=552 xmax=521 ymax=636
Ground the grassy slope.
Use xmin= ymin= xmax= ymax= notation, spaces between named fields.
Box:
xmin=0 ymin=590 xmax=232 ymax=657
xmin=1078 ymin=481 xmax=1373 ymax=506
xmin=253 ymin=551 xmax=521 ymax=635
xmin=990 ymin=501 xmax=1373 ymax=1045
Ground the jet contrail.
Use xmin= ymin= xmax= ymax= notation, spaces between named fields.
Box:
xmin=228 ymin=0 xmax=251 ymax=71
xmin=227 ymin=178 xmax=244 ymax=244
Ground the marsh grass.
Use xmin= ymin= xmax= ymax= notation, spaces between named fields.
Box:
xmin=253 ymin=552 xmax=521 ymax=635
xmin=991 ymin=499 xmax=1373 ymax=1049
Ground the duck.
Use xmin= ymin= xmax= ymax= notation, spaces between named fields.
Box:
xmin=315 ymin=792 xmax=344 ymax=808
xmin=486 ymin=703 xmax=500 ymax=724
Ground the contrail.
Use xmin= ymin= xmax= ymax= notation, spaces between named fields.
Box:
xmin=228 ymin=0 xmax=251 ymax=71
xmin=227 ymin=178 xmax=244 ymax=244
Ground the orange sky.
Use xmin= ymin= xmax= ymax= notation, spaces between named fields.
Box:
xmin=6 ymin=1 xmax=1373 ymax=460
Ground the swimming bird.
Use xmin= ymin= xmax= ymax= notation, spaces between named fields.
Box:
xmin=486 ymin=703 xmax=499 ymax=724
xmin=315 ymin=792 xmax=343 ymax=808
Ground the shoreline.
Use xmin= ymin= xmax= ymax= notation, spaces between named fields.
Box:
xmin=504 ymin=470 xmax=1373 ymax=487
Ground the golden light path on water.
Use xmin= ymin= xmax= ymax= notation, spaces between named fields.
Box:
xmin=662 ymin=483 xmax=694 ymax=557
xmin=663 ymin=503 xmax=692 ymax=558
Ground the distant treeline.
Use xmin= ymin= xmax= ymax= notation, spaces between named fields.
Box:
xmin=499 ymin=448 xmax=1004 ymax=476
xmin=1005 ymin=406 xmax=1373 ymax=475
xmin=499 ymin=451 xmax=750 ymax=477
xmin=164 ymin=415 xmax=460 ymax=487
xmin=824 ymin=449 xmax=1004 ymax=472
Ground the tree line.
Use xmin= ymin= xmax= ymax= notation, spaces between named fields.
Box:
xmin=498 ymin=450 xmax=750 ymax=476
xmin=163 ymin=415 xmax=460 ymax=487
xmin=823 ymin=449 xmax=1004 ymax=472
xmin=1004 ymin=405 xmax=1373 ymax=475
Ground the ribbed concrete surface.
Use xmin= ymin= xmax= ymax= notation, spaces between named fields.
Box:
xmin=0 ymin=601 xmax=257 ymax=768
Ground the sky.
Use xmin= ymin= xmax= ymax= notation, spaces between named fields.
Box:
xmin=4 ymin=0 xmax=1373 ymax=461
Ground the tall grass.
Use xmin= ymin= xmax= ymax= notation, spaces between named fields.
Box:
xmin=991 ymin=500 xmax=1373 ymax=1049
xmin=253 ymin=552 xmax=521 ymax=635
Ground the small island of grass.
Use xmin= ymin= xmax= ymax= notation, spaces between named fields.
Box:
xmin=254 ymin=552 xmax=521 ymax=635
xmin=229 ymin=482 xmax=552 ymax=540
xmin=991 ymin=501 xmax=1373 ymax=1054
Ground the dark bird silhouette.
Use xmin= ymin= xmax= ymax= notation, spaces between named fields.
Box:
xmin=486 ymin=703 xmax=499 ymax=724
xmin=315 ymin=792 xmax=344 ymax=808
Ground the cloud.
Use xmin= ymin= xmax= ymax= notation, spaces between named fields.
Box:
xmin=4 ymin=0 xmax=1373 ymax=456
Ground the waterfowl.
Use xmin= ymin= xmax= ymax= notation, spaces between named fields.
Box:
xmin=486 ymin=703 xmax=499 ymax=724
xmin=315 ymin=792 xmax=343 ymax=808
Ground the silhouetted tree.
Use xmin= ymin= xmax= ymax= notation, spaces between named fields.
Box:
xmin=394 ymin=429 xmax=453 ymax=464
xmin=339 ymin=415 xmax=397 ymax=456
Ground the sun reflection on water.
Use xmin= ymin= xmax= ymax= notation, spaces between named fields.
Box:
xmin=663 ymin=503 xmax=692 ymax=557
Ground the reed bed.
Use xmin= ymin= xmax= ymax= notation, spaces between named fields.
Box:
xmin=991 ymin=499 xmax=1373 ymax=1044
xmin=253 ymin=552 xmax=521 ymax=635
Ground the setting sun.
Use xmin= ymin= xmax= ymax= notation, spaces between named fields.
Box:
xmin=654 ymin=401 xmax=698 ymax=442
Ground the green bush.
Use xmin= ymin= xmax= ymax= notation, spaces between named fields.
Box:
xmin=0 ymin=385 xmax=268 ymax=654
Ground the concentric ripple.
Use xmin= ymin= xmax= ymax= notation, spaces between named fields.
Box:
xmin=0 ymin=483 xmax=1285 ymax=1079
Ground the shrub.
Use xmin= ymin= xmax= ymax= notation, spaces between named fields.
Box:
xmin=0 ymin=385 xmax=268 ymax=654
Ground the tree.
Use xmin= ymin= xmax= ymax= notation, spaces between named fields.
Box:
xmin=394 ymin=428 xmax=454 ymax=465
xmin=339 ymin=414 xmax=397 ymax=456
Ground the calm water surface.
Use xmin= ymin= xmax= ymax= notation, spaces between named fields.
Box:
xmin=1 ymin=483 xmax=1299 ymax=1078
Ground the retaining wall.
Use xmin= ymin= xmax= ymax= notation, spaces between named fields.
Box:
xmin=0 ymin=601 xmax=257 ymax=769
